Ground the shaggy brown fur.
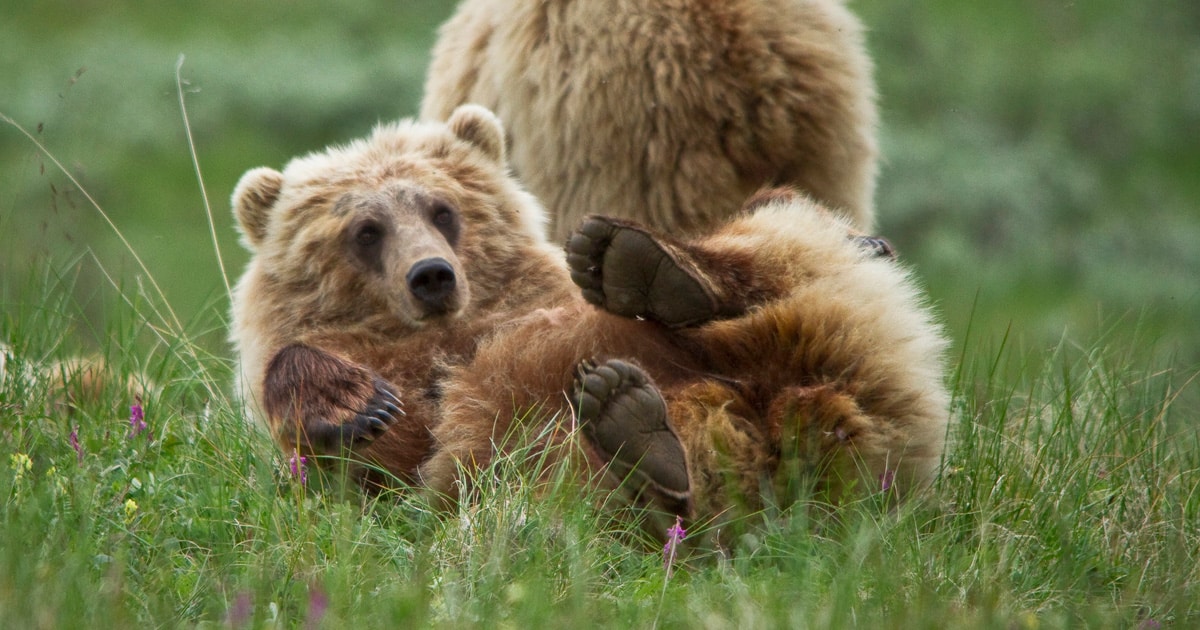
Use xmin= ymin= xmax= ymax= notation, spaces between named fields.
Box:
xmin=421 ymin=0 xmax=879 ymax=240
xmin=229 ymin=107 xmax=947 ymax=543
xmin=230 ymin=105 xmax=576 ymax=484
xmin=423 ymin=193 xmax=949 ymax=539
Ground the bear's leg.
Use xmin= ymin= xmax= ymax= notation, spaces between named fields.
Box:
xmin=766 ymin=383 xmax=898 ymax=503
xmin=572 ymin=359 xmax=692 ymax=517
xmin=564 ymin=213 xmax=896 ymax=329
xmin=566 ymin=216 xmax=752 ymax=327
xmin=263 ymin=343 xmax=404 ymax=456
xmin=664 ymin=380 xmax=774 ymax=547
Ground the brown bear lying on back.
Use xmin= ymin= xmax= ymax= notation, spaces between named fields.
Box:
xmin=229 ymin=105 xmax=949 ymax=541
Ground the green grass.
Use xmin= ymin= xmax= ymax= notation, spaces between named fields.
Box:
xmin=3 ymin=0 xmax=1199 ymax=627
xmin=2 ymin=267 xmax=1197 ymax=628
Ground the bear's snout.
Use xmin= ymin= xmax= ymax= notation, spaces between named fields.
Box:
xmin=407 ymin=258 xmax=458 ymax=313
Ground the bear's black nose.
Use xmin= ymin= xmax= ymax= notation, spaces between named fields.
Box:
xmin=407 ymin=258 xmax=457 ymax=312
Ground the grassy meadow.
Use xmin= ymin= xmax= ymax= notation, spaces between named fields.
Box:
xmin=2 ymin=0 xmax=1198 ymax=627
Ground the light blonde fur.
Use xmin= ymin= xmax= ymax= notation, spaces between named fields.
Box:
xmin=421 ymin=0 xmax=879 ymax=239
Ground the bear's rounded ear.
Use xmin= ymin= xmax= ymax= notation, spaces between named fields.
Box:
xmin=447 ymin=104 xmax=506 ymax=164
xmin=231 ymin=167 xmax=284 ymax=250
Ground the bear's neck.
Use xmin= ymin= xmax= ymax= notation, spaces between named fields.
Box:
xmin=468 ymin=248 xmax=576 ymax=318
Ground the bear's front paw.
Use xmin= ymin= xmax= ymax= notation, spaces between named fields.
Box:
xmin=572 ymin=358 xmax=691 ymax=515
xmin=343 ymin=379 xmax=408 ymax=446
xmin=264 ymin=343 xmax=405 ymax=456
xmin=318 ymin=377 xmax=405 ymax=452
xmin=565 ymin=216 xmax=718 ymax=327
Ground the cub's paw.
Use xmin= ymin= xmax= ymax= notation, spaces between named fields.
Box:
xmin=565 ymin=216 xmax=718 ymax=327
xmin=572 ymin=359 xmax=691 ymax=514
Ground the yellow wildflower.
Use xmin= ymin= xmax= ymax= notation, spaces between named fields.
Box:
xmin=10 ymin=453 xmax=32 ymax=481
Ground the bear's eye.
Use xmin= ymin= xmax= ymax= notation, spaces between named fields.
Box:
xmin=355 ymin=222 xmax=383 ymax=247
xmin=430 ymin=202 xmax=461 ymax=245
xmin=432 ymin=204 xmax=455 ymax=228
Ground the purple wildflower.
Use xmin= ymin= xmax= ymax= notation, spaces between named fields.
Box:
xmin=304 ymin=584 xmax=329 ymax=630
xmin=1138 ymin=620 xmax=1162 ymax=630
xmin=879 ymin=468 xmax=895 ymax=493
xmin=128 ymin=397 xmax=147 ymax=438
xmin=663 ymin=515 xmax=687 ymax=577
xmin=289 ymin=453 xmax=308 ymax=484
xmin=227 ymin=591 xmax=252 ymax=629
xmin=69 ymin=425 xmax=83 ymax=463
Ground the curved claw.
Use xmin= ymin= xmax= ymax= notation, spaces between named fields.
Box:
xmin=332 ymin=381 xmax=405 ymax=451
xmin=378 ymin=385 xmax=406 ymax=414
xmin=378 ymin=396 xmax=405 ymax=420
xmin=852 ymin=235 xmax=895 ymax=259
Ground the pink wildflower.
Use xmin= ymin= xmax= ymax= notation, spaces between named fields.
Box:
xmin=289 ymin=453 xmax=308 ymax=484
xmin=304 ymin=584 xmax=329 ymax=630
xmin=663 ymin=515 xmax=687 ymax=577
xmin=128 ymin=397 xmax=147 ymax=438
xmin=69 ymin=425 xmax=83 ymax=463
xmin=227 ymin=591 xmax=252 ymax=629
xmin=880 ymin=468 xmax=895 ymax=493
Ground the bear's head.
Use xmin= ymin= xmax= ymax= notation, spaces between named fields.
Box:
xmin=231 ymin=105 xmax=552 ymax=329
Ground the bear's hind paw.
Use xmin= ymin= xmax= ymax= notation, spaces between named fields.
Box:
xmin=572 ymin=359 xmax=691 ymax=514
xmin=565 ymin=216 xmax=718 ymax=327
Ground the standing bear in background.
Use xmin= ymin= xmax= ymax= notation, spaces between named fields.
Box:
xmin=229 ymin=106 xmax=947 ymax=544
xmin=420 ymin=0 xmax=880 ymax=240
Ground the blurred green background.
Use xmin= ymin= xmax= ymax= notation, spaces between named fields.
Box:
xmin=2 ymin=0 xmax=1199 ymax=368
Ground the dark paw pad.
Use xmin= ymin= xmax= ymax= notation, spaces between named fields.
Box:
xmin=565 ymin=217 xmax=718 ymax=327
xmin=572 ymin=359 xmax=691 ymax=510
